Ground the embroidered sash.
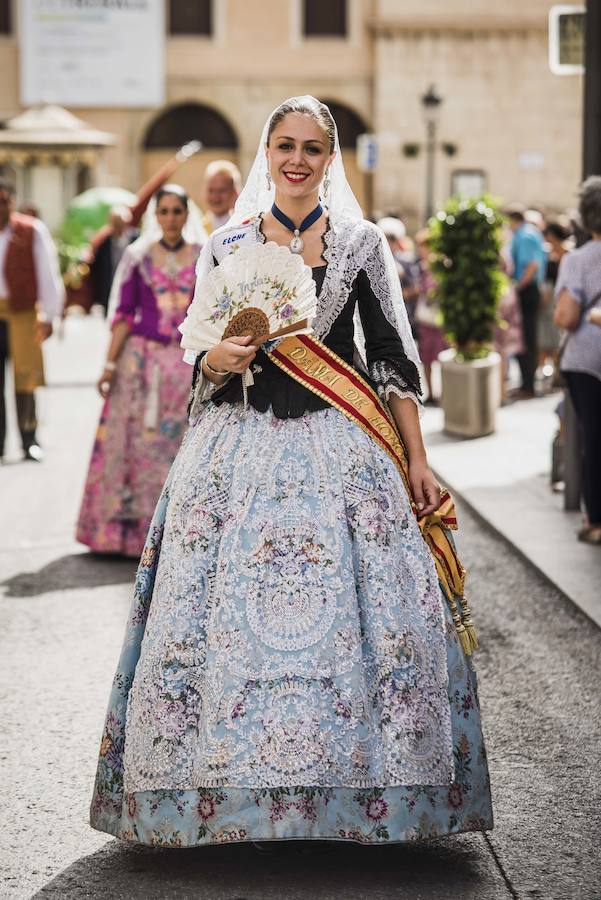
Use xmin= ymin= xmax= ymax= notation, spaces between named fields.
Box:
xmin=270 ymin=334 xmax=478 ymax=655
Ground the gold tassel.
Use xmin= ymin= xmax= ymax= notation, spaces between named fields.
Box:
xmin=459 ymin=595 xmax=479 ymax=653
xmin=448 ymin=595 xmax=472 ymax=656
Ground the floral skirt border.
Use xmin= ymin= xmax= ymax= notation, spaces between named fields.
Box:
xmin=90 ymin=484 xmax=493 ymax=848
xmin=76 ymin=337 xmax=189 ymax=558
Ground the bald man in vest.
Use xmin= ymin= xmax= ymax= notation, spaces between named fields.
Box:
xmin=201 ymin=160 xmax=241 ymax=235
xmin=0 ymin=180 xmax=63 ymax=461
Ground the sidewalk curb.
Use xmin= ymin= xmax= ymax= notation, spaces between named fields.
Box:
xmin=433 ymin=465 xmax=601 ymax=632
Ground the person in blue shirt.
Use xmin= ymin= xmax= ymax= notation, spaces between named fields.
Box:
xmin=507 ymin=205 xmax=547 ymax=397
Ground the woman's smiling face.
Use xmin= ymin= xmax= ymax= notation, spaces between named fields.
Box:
xmin=266 ymin=113 xmax=334 ymax=201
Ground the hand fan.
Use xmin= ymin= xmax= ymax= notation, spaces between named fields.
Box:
xmin=179 ymin=241 xmax=317 ymax=353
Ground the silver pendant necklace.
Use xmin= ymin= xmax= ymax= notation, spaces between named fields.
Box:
xmin=289 ymin=230 xmax=304 ymax=254
xmin=271 ymin=202 xmax=323 ymax=255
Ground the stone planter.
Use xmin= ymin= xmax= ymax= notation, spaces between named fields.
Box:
xmin=438 ymin=348 xmax=501 ymax=437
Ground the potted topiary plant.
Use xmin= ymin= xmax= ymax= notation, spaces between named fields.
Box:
xmin=429 ymin=196 xmax=505 ymax=437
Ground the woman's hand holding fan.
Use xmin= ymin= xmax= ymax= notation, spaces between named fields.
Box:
xmin=207 ymin=335 xmax=257 ymax=376
xmin=179 ymin=243 xmax=317 ymax=375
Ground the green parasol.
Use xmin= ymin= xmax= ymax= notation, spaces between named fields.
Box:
xmin=59 ymin=186 xmax=138 ymax=249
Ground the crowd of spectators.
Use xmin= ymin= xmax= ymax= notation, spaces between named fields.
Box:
xmin=379 ymin=183 xmax=601 ymax=544
xmin=378 ymin=203 xmax=574 ymax=404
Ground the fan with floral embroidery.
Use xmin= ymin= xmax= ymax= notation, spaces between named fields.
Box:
xmin=179 ymin=241 xmax=317 ymax=353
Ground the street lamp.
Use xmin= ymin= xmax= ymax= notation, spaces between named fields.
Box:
xmin=421 ymin=85 xmax=443 ymax=222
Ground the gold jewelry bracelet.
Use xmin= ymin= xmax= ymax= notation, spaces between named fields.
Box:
xmin=202 ymin=355 xmax=229 ymax=377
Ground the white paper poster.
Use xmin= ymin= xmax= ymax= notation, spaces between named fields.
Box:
xmin=20 ymin=0 xmax=165 ymax=108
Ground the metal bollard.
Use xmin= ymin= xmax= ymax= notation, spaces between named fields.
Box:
xmin=563 ymin=389 xmax=582 ymax=511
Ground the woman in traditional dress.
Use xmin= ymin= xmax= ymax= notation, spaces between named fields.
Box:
xmin=90 ymin=98 xmax=492 ymax=845
xmin=76 ymin=185 xmax=203 ymax=557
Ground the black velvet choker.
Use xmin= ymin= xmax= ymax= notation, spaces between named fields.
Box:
xmin=159 ymin=237 xmax=185 ymax=252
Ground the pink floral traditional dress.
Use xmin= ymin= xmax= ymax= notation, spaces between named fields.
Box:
xmin=76 ymin=241 xmax=201 ymax=556
xmin=415 ymin=262 xmax=448 ymax=366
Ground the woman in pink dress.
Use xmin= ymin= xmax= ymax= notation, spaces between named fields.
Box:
xmin=76 ymin=185 xmax=203 ymax=556
xmin=414 ymin=229 xmax=448 ymax=404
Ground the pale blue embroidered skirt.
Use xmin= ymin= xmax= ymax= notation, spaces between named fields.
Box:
xmin=90 ymin=404 xmax=492 ymax=846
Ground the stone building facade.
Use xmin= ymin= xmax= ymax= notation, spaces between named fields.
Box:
xmin=0 ymin=0 xmax=583 ymax=230
xmin=373 ymin=0 xmax=583 ymax=225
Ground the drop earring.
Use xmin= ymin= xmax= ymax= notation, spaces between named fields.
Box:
xmin=323 ymin=167 xmax=331 ymax=204
xmin=266 ymin=171 xmax=272 ymax=190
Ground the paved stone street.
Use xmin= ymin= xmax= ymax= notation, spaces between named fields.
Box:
xmin=1 ymin=319 xmax=600 ymax=899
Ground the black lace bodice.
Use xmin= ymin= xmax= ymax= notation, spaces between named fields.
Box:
xmin=190 ymin=265 xmax=421 ymax=420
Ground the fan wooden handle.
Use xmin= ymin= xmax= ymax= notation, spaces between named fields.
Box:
xmin=222 ymin=308 xmax=311 ymax=345
xmin=265 ymin=318 xmax=311 ymax=342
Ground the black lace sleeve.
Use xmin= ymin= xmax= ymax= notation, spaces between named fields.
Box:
xmin=356 ymin=268 xmax=422 ymax=404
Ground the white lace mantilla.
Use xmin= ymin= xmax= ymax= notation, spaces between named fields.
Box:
xmin=123 ymin=404 xmax=453 ymax=792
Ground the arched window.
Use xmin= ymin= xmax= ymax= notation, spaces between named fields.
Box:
xmin=143 ymin=103 xmax=238 ymax=150
xmin=319 ymin=100 xmax=368 ymax=149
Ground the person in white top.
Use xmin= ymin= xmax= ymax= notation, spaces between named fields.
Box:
xmin=200 ymin=159 xmax=241 ymax=235
xmin=0 ymin=179 xmax=64 ymax=461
